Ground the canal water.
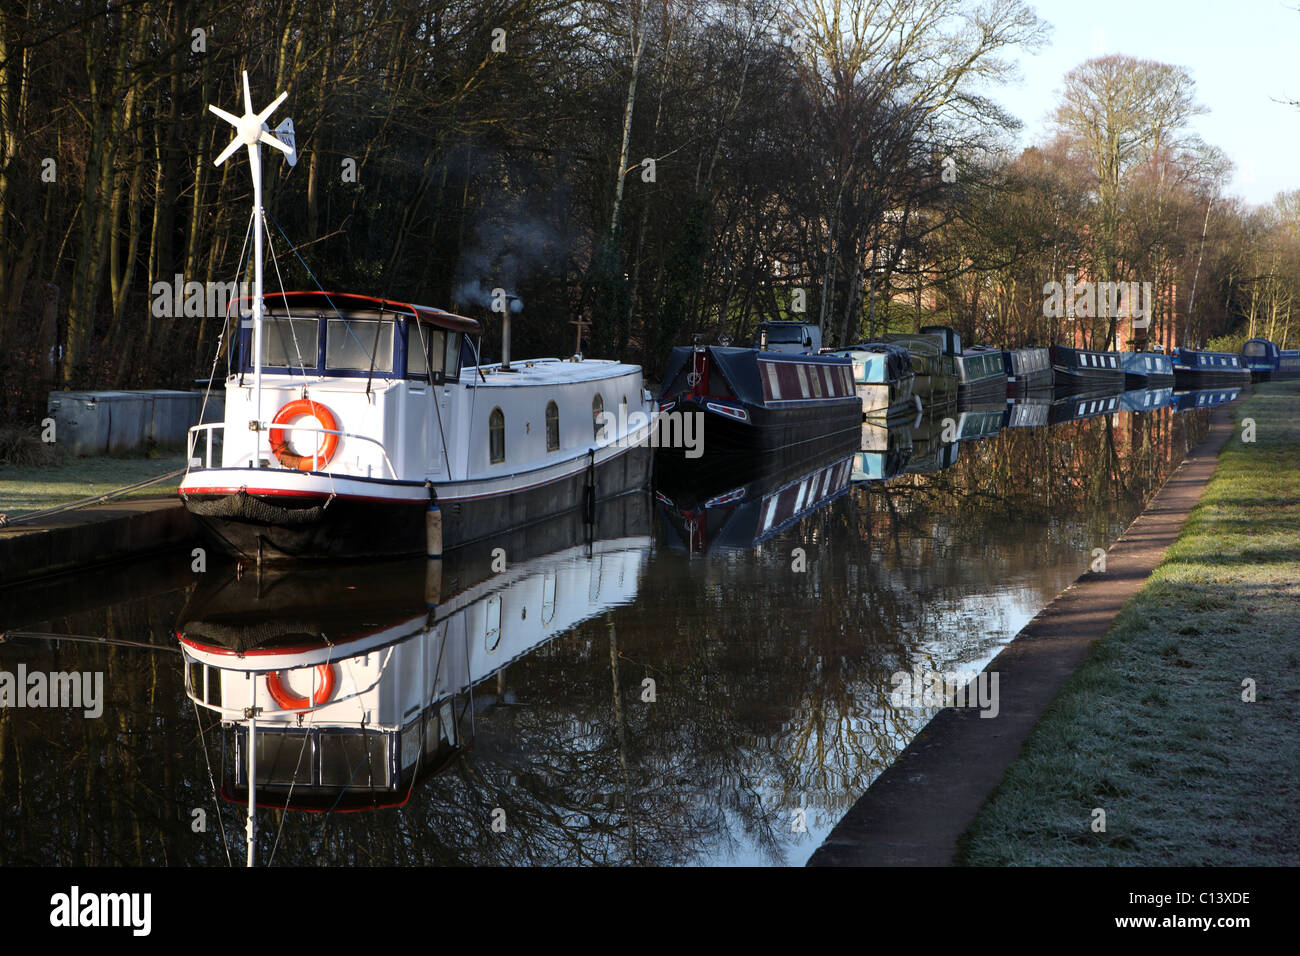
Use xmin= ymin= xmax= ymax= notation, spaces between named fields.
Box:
xmin=0 ymin=398 xmax=1213 ymax=866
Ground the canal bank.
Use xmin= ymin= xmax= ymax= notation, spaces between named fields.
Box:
xmin=809 ymin=386 xmax=1268 ymax=866
xmin=0 ymin=497 xmax=195 ymax=585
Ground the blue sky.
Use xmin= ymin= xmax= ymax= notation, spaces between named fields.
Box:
xmin=992 ymin=0 xmax=1297 ymax=207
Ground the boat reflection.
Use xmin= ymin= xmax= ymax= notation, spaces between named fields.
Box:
xmin=656 ymin=442 xmax=855 ymax=553
xmin=177 ymin=492 xmax=652 ymax=813
xmin=1170 ymin=387 xmax=1242 ymax=411
xmin=853 ymin=418 xmax=914 ymax=483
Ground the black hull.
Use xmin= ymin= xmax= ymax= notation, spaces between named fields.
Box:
xmin=187 ymin=445 xmax=652 ymax=563
xmin=657 ymin=396 xmax=862 ymax=464
xmin=1174 ymin=369 xmax=1251 ymax=389
xmin=957 ymin=376 xmax=1009 ymax=404
xmin=1124 ymin=371 xmax=1175 ymax=390
xmin=1052 ymin=366 xmax=1125 ymax=394
xmin=1010 ymin=368 xmax=1054 ymax=394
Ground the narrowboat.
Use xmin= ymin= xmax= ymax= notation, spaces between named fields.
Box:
xmin=180 ymin=75 xmax=654 ymax=564
xmin=1050 ymin=345 xmax=1126 ymax=393
xmin=877 ymin=333 xmax=958 ymax=406
xmin=1005 ymin=347 xmax=1053 ymax=395
xmin=656 ymin=345 xmax=862 ymax=460
xmin=1172 ymin=348 xmax=1250 ymax=388
xmin=1048 ymin=391 xmax=1122 ymax=426
xmin=1241 ymin=338 xmax=1300 ymax=381
xmin=1120 ymin=351 xmax=1175 ymax=389
xmin=179 ymin=493 xmax=652 ymax=818
xmin=955 ymin=345 xmax=1010 ymax=402
xmin=821 ymin=342 xmax=918 ymax=419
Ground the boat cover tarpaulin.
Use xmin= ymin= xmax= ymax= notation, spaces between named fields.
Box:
xmin=659 ymin=346 xmax=769 ymax=404
xmin=852 ymin=343 xmax=912 ymax=380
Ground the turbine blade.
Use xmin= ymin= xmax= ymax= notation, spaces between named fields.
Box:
xmin=259 ymin=129 xmax=293 ymax=157
xmin=208 ymin=104 xmax=240 ymax=127
xmin=256 ymin=90 xmax=288 ymax=125
xmin=213 ymin=137 xmax=242 ymax=167
xmin=242 ymin=70 xmax=252 ymax=111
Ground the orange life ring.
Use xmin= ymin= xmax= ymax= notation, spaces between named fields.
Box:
xmin=269 ymin=398 xmax=339 ymax=470
xmin=266 ymin=664 xmax=337 ymax=712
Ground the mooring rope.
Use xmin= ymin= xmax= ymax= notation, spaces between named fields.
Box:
xmin=0 ymin=466 xmax=187 ymax=528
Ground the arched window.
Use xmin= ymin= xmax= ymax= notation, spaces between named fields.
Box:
xmin=545 ymin=401 xmax=560 ymax=452
xmin=489 ymin=407 xmax=505 ymax=464
xmin=592 ymin=393 xmax=604 ymax=440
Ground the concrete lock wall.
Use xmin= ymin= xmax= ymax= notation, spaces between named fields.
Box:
xmin=46 ymin=390 xmax=224 ymax=456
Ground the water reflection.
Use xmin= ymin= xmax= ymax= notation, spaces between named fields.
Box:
xmin=179 ymin=493 xmax=652 ymax=818
xmin=0 ymin=391 xmax=1216 ymax=865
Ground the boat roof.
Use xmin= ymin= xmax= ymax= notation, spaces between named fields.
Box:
xmin=241 ymin=291 xmax=481 ymax=334
xmin=471 ymin=357 xmax=643 ymax=386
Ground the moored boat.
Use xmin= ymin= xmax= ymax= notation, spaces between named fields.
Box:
xmin=179 ymin=75 xmax=655 ymax=564
xmin=878 ymin=333 xmax=958 ymax=406
xmin=1172 ymin=348 xmax=1250 ymax=388
xmin=656 ymin=345 xmax=862 ymax=460
xmin=955 ymin=344 xmax=1009 ymax=402
xmin=1005 ymin=347 xmax=1053 ymax=395
xmin=1120 ymin=351 xmax=1174 ymax=389
xmin=821 ymin=342 xmax=917 ymax=419
xmin=1050 ymin=345 xmax=1126 ymax=394
xmin=1241 ymin=338 xmax=1300 ymax=381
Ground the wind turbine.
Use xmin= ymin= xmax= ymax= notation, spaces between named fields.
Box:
xmin=208 ymin=71 xmax=296 ymax=867
xmin=209 ymin=70 xmax=296 ymax=476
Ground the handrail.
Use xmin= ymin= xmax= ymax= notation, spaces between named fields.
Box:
xmin=186 ymin=422 xmax=400 ymax=480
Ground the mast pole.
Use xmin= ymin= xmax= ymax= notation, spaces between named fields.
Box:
xmin=252 ymin=143 xmax=264 ymax=463
xmin=247 ymin=676 xmax=257 ymax=868
xmin=208 ymin=70 xmax=295 ymax=467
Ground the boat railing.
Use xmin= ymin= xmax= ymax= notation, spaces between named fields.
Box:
xmin=185 ymin=421 xmax=400 ymax=479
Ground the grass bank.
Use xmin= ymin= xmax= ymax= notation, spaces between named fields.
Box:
xmin=0 ymin=454 xmax=186 ymax=518
xmin=957 ymin=380 xmax=1300 ymax=865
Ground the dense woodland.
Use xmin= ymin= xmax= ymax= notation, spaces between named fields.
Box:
xmin=1 ymin=0 xmax=1297 ymax=425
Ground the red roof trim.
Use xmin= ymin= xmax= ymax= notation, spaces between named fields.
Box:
xmin=234 ymin=290 xmax=481 ymax=334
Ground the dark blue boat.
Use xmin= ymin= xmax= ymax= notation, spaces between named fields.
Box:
xmin=1121 ymin=351 xmax=1174 ymax=389
xmin=657 ymin=345 xmax=862 ymax=461
xmin=1172 ymin=348 xmax=1250 ymax=388
xmin=1242 ymin=338 xmax=1300 ymax=381
xmin=1050 ymin=345 xmax=1125 ymax=393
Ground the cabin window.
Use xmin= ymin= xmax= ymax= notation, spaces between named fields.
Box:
xmin=444 ymin=332 xmax=462 ymax=379
xmin=261 ymin=316 xmax=319 ymax=369
xmin=546 ymin=401 xmax=560 ymax=452
xmin=489 ymin=407 xmax=505 ymax=464
xmin=592 ymin=393 xmax=604 ymax=439
xmin=406 ymin=323 xmax=447 ymax=379
xmin=327 ymin=318 xmax=394 ymax=372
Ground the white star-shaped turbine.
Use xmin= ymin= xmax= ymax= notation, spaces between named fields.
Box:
xmin=210 ymin=70 xmax=294 ymax=167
